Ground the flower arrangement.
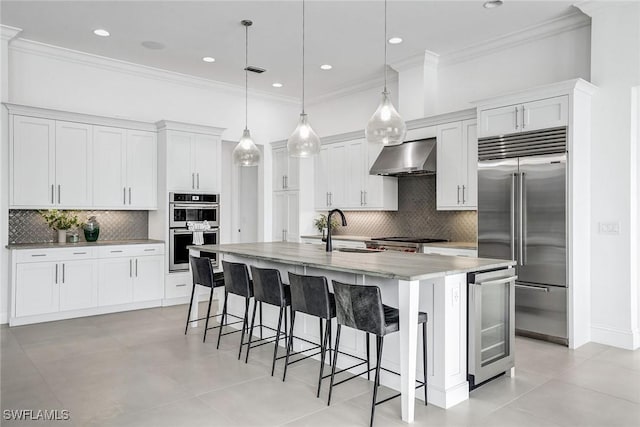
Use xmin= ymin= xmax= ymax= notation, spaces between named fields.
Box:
xmin=39 ymin=209 xmax=82 ymax=231
xmin=313 ymin=214 xmax=340 ymax=233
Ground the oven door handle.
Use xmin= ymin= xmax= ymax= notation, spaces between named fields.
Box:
xmin=171 ymin=204 xmax=219 ymax=209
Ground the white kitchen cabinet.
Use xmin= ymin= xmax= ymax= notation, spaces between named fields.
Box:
xmin=98 ymin=250 xmax=164 ymax=306
xmin=272 ymin=146 xmax=300 ymax=191
xmin=93 ymin=127 xmax=157 ymax=209
xmin=58 ymin=259 xmax=98 ymax=311
xmin=273 ymin=191 xmax=299 ymax=242
xmin=479 ymin=95 xmax=568 ymax=137
xmin=314 ymin=143 xmax=346 ymax=209
xmin=98 ymin=257 xmax=133 ymax=306
xmin=15 ymin=262 xmax=59 ymax=317
xmin=133 ymin=255 xmax=164 ymax=302
xmin=436 ymin=119 xmax=477 ymax=210
xmin=10 ymin=117 xmax=92 ymax=208
xmin=166 ymin=130 xmax=220 ymax=192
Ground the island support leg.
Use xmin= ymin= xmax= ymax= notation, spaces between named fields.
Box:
xmin=398 ymin=279 xmax=419 ymax=423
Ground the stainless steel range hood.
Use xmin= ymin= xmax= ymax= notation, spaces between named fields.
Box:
xmin=369 ymin=138 xmax=436 ymax=176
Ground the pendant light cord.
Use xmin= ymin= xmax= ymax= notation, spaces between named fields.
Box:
xmin=384 ymin=0 xmax=388 ymax=93
xmin=245 ymin=22 xmax=249 ymax=130
xmin=302 ymin=0 xmax=306 ymax=114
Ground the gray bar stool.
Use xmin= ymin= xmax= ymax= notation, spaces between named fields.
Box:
xmin=329 ymin=280 xmax=428 ymax=427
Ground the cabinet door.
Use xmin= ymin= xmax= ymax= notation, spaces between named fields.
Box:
xmin=273 ymin=191 xmax=287 ymax=241
xmin=437 ymin=122 xmax=464 ymax=209
xmin=59 ymin=259 xmax=98 ymax=311
xmin=314 ymin=146 xmax=330 ymax=209
xmin=478 ymin=104 xmax=519 ymax=138
xmin=365 ymin=141 xmax=385 ymax=208
xmin=345 ymin=140 xmax=365 ymax=208
xmin=15 ymin=262 xmax=58 ymax=317
xmin=167 ymin=131 xmax=194 ymax=191
xmin=327 ymin=144 xmax=346 ymax=208
xmin=273 ymin=147 xmax=288 ymax=191
xmin=286 ymin=192 xmax=299 ymax=242
xmin=126 ymin=130 xmax=157 ymax=209
xmin=286 ymin=155 xmax=300 ymax=191
xmin=93 ymin=126 xmax=127 ymax=207
xmin=133 ymin=255 xmax=164 ymax=302
xmin=193 ymin=134 xmax=219 ymax=192
xmin=12 ymin=116 xmax=55 ymax=207
xmin=462 ymin=120 xmax=478 ymax=208
xmin=55 ymin=121 xmax=92 ymax=207
xmin=98 ymin=258 xmax=133 ymax=306
xmin=522 ymin=96 xmax=568 ymax=132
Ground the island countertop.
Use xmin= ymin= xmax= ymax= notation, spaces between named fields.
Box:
xmin=190 ymin=242 xmax=512 ymax=281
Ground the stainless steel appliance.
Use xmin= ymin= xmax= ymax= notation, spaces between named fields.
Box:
xmin=365 ymin=237 xmax=448 ymax=253
xmin=369 ymin=138 xmax=437 ymax=176
xmin=169 ymin=192 xmax=219 ymax=228
xmin=477 ymin=127 xmax=568 ymax=345
xmin=169 ymin=192 xmax=220 ymax=272
xmin=467 ymin=267 xmax=517 ymax=388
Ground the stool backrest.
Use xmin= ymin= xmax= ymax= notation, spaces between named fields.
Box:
xmin=190 ymin=255 xmax=215 ymax=288
xmin=288 ymin=272 xmax=332 ymax=319
xmin=250 ymin=266 xmax=287 ymax=307
xmin=222 ymin=261 xmax=253 ymax=297
xmin=331 ymin=280 xmax=386 ymax=336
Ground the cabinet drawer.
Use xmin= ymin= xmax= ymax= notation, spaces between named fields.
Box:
xmin=98 ymin=244 xmax=164 ymax=258
xmin=15 ymin=248 xmax=97 ymax=263
xmin=165 ymin=272 xmax=192 ymax=299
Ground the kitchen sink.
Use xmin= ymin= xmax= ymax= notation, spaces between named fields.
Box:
xmin=336 ymin=248 xmax=383 ymax=253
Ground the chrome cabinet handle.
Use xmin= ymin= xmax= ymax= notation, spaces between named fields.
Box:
xmin=176 ymin=283 xmax=187 ymax=287
xmin=123 ymin=187 xmax=126 ymax=205
xmin=326 ymin=192 xmax=329 ymax=207
xmin=197 ymin=173 xmax=200 ymax=189
xmin=282 ymin=229 xmax=286 ymax=241
xmin=110 ymin=250 xmax=123 ymax=253
xmin=521 ymin=106 xmax=526 ymax=129
xmin=57 ymin=185 xmax=61 ymax=204
xmin=515 ymin=106 xmax=519 ymax=130
xmin=73 ymin=252 xmax=86 ymax=255
xmin=135 ymin=259 xmax=138 ymax=277
xmin=128 ymin=187 xmax=132 ymax=205
xmin=62 ymin=263 xmax=65 ymax=283
xmin=473 ymin=276 xmax=517 ymax=286
xmin=51 ymin=185 xmax=54 ymax=204
xmin=282 ymin=176 xmax=286 ymax=190
xmin=462 ymin=185 xmax=466 ymax=204
xmin=192 ymin=173 xmax=195 ymax=189
xmin=360 ymin=190 xmax=363 ymax=206
xmin=364 ymin=191 xmax=367 ymax=205
xmin=31 ymin=254 xmax=46 ymax=257
xmin=515 ymin=283 xmax=548 ymax=292
xmin=55 ymin=264 xmax=58 ymax=284
xmin=129 ymin=259 xmax=132 ymax=277
xmin=457 ymin=185 xmax=460 ymax=204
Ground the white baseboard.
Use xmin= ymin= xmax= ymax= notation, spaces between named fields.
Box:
xmin=162 ymin=296 xmax=191 ymax=307
xmin=1 ymin=311 xmax=8 ymax=325
xmin=591 ymin=324 xmax=640 ymax=350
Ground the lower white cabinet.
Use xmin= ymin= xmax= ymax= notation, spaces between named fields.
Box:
xmin=273 ymin=191 xmax=300 ymax=242
xmin=10 ymin=244 xmax=164 ymax=326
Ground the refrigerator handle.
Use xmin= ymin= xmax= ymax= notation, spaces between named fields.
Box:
xmin=511 ymin=173 xmax=516 ymax=261
xmin=519 ymin=172 xmax=525 ymax=266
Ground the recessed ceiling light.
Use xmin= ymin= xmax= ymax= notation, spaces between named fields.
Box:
xmin=320 ymin=64 xmax=332 ymax=70
xmin=202 ymin=57 xmax=216 ymax=63
xmin=93 ymin=29 xmax=110 ymax=37
xmin=272 ymin=83 xmax=283 ymax=88
xmin=388 ymin=37 xmax=403 ymax=44
xmin=141 ymin=41 xmax=165 ymax=50
xmin=483 ymin=0 xmax=503 ymax=9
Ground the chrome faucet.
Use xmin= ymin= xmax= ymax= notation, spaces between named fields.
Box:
xmin=325 ymin=209 xmax=347 ymax=252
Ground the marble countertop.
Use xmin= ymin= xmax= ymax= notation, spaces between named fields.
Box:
xmin=6 ymin=239 xmax=165 ymax=250
xmin=190 ymin=242 xmax=512 ymax=281
xmin=300 ymin=235 xmax=477 ymax=250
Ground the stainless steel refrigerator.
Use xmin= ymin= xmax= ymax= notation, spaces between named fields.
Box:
xmin=477 ymin=127 xmax=568 ymax=345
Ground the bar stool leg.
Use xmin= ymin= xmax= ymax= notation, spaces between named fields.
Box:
xmin=271 ymin=306 xmax=284 ymax=376
xmin=366 ymin=333 xmax=371 ymax=380
xmin=203 ymin=286 xmax=214 ymax=342
xmin=259 ymin=302 xmax=263 ymax=339
xmin=184 ymin=283 xmax=196 ymax=335
xmin=237 ymin=297 xmax=250 ymax=360
xmin=244 ymin=299 xmax=259 ymax=363
xmin=423 ymin=322 xmax=428 ymax=405
xmin=370 ymin=336 xmax=384 ymax=427
xmin=327 ymin=320 xmax=332 ymax=366
xmin=284 ymin=306 xmax=289 ymax=352
xmin=317 ymin=320 xmax=330 ymax=398
xmin=283 ymin=311 xmax=296 ymax=382
xmin=327 ymin=324 xmax=342 ymax=406
xmin=216 ymin=291 xmax=229 ymax=350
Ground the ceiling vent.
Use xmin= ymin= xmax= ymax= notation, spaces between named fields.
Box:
xmin=245 ymin=66 xmax=266 ymax=74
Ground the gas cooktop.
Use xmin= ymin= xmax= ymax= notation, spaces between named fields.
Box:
xmin=371 ymin=237 xmax=448 ymax=244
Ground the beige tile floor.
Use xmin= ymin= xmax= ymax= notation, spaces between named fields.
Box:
xmin=1 ymin=303 xmax=639 ymax=426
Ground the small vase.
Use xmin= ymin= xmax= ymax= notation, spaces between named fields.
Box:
xmin=57 ymin=229 xmax=67 ymax=243
xmin=83 ymin=216 xmax=100 ymax=242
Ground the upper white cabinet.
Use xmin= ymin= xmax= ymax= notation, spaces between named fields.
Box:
xmin=165 ymin=130 xmax=221 ymax=192
xmin=11 ymin=116 xmax=92 ymax=208
xmin=7 ymin=104 xmax=158 ymax=210
xmin=436 ymin=119 xmax=477 ymax=210
xmin=93 ymin=127 xmax=157 ymax=209
xmin=273 ymin=146 xmax=299 ymax=191
xmin=314 ymin=138 xmax=397 ymax=211
xmin=478 ymin=95 xmax=568 ymax=137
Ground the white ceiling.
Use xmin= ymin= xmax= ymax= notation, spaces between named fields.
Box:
xmin=1 ymin=1 xmax=580 ymax=99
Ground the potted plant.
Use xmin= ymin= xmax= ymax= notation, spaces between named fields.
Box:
xmin=39 ymin=209 xmax=82 ymax=243
xmin=314 ymin=214 xmax=340 ymax=240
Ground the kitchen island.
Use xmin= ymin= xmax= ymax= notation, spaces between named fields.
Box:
xmin=189 ymin=242 xmax=514 ymax=423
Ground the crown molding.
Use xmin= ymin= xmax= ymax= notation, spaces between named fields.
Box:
xmin=8 ymin=38 xmax=299 ymax=105
xmin=0 ymin=25 xmax=22 ymax=42
xmin=390 ymin=50 xmax=440 ymax=73
xmin=472 ymin=78 xmax=597 ymax=108
xmin=155 ymin=120 xmax=225 ymax=136
xmin=574 ymin=1 xmax=637 ymax=16
xmin=306 ymin=72 xmax=398 ymax=106
xmin=440 ymin=11 xmax=591 ymax=66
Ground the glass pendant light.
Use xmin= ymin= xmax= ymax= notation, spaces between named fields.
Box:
xmin=365 ymin=0 xmax=406 ymax=146
xmin=233 ymin=20 xmax=261 ymax=167
xmin=287 ymin=0 xmax=321 ymax=158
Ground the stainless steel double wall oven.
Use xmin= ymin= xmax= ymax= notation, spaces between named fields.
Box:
xmin=169 ymin=192 xmax=219 ymax=272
